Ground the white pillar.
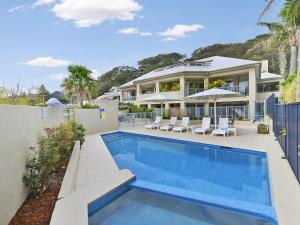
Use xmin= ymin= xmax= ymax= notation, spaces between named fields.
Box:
xmin=248 ymin=68 xmax=256 ymax=120
xmin=204 ymin=77 xmax=209 ymax=90
xmin=155 ymin=82 xmax=160 ymax=93
xmin=180 ymin=76 xmax=185 ymax=97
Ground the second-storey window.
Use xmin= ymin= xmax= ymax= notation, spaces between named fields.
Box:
xmin=257 ymin=82 xmax=279 ymax=93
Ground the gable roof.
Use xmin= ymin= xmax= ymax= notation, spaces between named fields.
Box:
xmin=120 ymin=56 xmax=259 ymax=88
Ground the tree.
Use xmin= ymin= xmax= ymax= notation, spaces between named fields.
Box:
xmin=258 ymin=19 xmax=298 ymax=73
xmin=61 ymin=65 xmax=95 ymax=107
xmin=37 ymin=84 xmax=49 ymax=106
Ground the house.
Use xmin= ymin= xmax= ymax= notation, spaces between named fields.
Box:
xmin=119 ymin=56 xmax=283 ymax=120
xmin=98 ymin=86 xmax=121 ymax=101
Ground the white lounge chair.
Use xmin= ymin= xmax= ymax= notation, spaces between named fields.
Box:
xmin=193 ymin=117 xmax=211 ymax=135
xmin=144 ymin=116 xmax=162 ymax=129
xmin=212 ymin=118 xmax=229 ymax=137
xmin=172 ymin=117 xmax=190 ymax=133
xmin=160 ymin=117 xmax=177 ymax=131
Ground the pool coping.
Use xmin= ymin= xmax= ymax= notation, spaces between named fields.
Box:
xmin=102 ymin=131 xmax=278 ymax=224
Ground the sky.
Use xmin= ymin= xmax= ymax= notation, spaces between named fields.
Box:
xmin=0 ymin=0 xmax=284 ymax=92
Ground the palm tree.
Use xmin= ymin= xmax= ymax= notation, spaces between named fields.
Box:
xmin=62 ymin=65 xmax=95 ymax=107
xmin=259 ymin=0 xmax=300 ymax=74
xmin=259 ymin=0 xmax=275 ymax=21
xmin=259 ymin=20 xmax=298 ymax=73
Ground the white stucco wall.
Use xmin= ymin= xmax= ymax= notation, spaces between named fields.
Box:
xmin=0 ymin=101 xmax=118 ymax=225
xmin=75 ymin=99 xmax=118 ymax=134
xmin=0 ymin=105 xmax=64 ymax=225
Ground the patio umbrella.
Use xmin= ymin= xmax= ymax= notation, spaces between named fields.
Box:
xmin=185 ymin=88 xmax=243 ymax=128
xmin=141 ymin=93 xmax=182 ymax=116
xmin=46 ymin=98 xmax=65 ymax=109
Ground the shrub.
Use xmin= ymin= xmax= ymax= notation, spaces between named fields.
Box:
xmin=23 ymin=121 xmax=85 ymax=193
xmin=118 ymin=102 xmax=153 ymax=113
xmin=82 ymin=103 xmax=99 ymax=109
xmin=208 ymin=79 xmax=225 ymax=89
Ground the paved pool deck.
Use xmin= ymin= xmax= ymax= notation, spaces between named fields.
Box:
xmin=50 ymin=124 xmax=300 ymax=225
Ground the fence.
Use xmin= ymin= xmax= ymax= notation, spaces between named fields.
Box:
xmin=118 ymin=112 xmax=154 ymax=126
xmin=266 ymin=94 xmax=300 ymax=183
xmin=119 ymin=105 xmax=249 ymax=127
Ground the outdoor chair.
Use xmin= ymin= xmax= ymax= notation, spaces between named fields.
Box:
xmin=172 ymin=117 xmax=190 ymax=133
xmin=144 ymin=116 xmax=162 ymax=129
xmin=160 ymin=117 xmax=177 ymax=131
xmin=193 ymin=117 xmax=212 ymax=135
xmin=212 ymin=118 xmax=229 ymax=137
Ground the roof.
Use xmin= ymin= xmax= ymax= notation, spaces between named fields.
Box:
xmin=120 ymin=56 xmax=259 ymax=88
xmin=120 ymin=80 xmax=134 ymax=88
xmin=260 ymin=72 xmax=283 ymax=80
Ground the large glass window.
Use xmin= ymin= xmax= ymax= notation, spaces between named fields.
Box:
xmin=257 ymin=82 xmax=279 ymax=93
xmin=238 ymin=75 xmax=249 ymax=96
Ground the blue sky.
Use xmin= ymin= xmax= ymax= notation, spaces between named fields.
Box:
xmin=0 ymin=0 xmax=284 ymax=92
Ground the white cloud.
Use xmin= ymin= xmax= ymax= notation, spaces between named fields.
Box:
xmin=117 ymin=28 xmax=153 ymax=36
xmin=33 ymin=0 xmax=56 ymax=7
xmin=21 ymin=56 xmax=72 ymax=67
xmin=117 ymin=27 xmax=139 ymax=34
xmin=8 ymin=5 xmax=29 ymax=13
xmin=49 ymin=73 xmax=66 ymax=80
xmin=159 ymin=24 xmax=204 ymax=41
xmin=140 ymin=32 xmax=152 ymax=36
xmin=52 ymin=0 xmax=142 ymax=28
xmin=9 ymin=0 xmax=55 ymax=13
xmin=91 ymin=69 xmax=101 ymax=79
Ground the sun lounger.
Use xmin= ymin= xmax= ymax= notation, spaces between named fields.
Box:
xmin=172 ymin=117 xmax=190 ymax=133
xmin=160 ymin=117 xmax=177 ymax=131
xmin=145 ymin=116 xmax=162 ymax=129
xmin=212 ymin=118 xmax=229 ymax=137
xmin=193 ymin=117 xmax=211 ymax=135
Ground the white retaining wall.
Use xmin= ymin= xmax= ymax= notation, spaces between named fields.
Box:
xmin=0 ymin=100 xmax=118 ymax=225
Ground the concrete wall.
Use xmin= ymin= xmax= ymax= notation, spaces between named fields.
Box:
xmin=76 ymin=99 xmax=118 ymax=134
xmin=0 ymin=105 xmax=64 ymax=225
xmin=0 ymin=101 xmax=118 ymax=225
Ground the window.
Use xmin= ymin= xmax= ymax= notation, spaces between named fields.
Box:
xmin=257 ymin=82 xmax=279 ymax=93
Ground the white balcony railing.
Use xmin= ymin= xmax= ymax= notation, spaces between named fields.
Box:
xmin=185 ymin=88 xmax=204 ymax=96
xmin=219 ymin=85 xmax=249 ymax=96
xmin=122 ymin=96 xmax=136 ymax=101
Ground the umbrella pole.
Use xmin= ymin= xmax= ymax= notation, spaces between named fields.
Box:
xmin=214 ymin=101 xmax=217 ymax=129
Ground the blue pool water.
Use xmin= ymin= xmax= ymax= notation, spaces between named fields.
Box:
xmin=100 ymin=132 xmax=277 ymax=224
xmin=88 ymin=187 xmax=274 ymax=225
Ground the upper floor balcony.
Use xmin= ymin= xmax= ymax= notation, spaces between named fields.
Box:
xmin=219 ymin=84 xmax=249 ymax=96
xmin=122 ymin=96 xmax=136 ymax=102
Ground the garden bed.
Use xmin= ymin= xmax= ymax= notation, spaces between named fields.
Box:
xmin=9 ymin=164 xmax=67 ymax=225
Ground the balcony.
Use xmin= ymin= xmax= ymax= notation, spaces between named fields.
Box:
xmin=219 ymin=85 xmax=249 ymax=96
xmin=122 ymin=96 xmax=136 ymax=102
xmin=185 ymin=88 xmax=204 ymax=96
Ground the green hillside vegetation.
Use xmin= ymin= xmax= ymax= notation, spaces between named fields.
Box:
xmin=96 ymin=34 xmax=290 ymax=96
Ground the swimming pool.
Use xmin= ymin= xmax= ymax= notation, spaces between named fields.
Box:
xmin=88 ymin=186 xmax=274 ymax=225
xmin=100 ymin=132 xmax=277 ymax=224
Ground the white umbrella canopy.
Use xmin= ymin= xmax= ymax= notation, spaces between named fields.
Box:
xmin=46 ymin=98 xmax=65 ymax=109
xmin=186 ymin=88 xmax=244 ymax=128
xmin=141 ymin=93 xmax=182 ymax=116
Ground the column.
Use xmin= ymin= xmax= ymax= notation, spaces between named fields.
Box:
xmin=136 ymin=84 xmax=140 ymax=101
xmin=204 ymin=77 xmax=209 ymax=90
xmin=180 ymin=76 xmax=185 ymax=97
xmin=155 ymin=81 xmax=160 ymax=93
xmin=248 ymin=68 xmax=256 ymax=120
xmin=120 ymin=90 xmax=123 ymax=102
xmin=204 ymin=77 xmax=209 ymax=115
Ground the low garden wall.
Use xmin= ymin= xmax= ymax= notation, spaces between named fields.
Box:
xmin=0 ymin=100 xmax=118 ymax=225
